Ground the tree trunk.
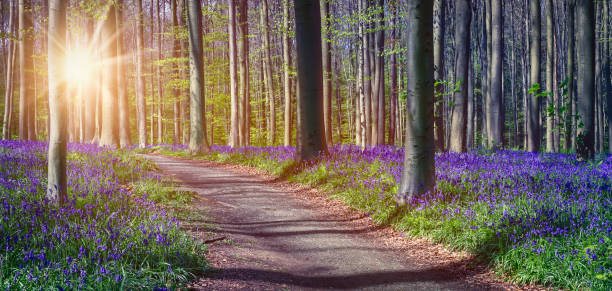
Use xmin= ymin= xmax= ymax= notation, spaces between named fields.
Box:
xmin=575 ymin=0 xmax=595 ymax=158
xmin=361 ymin=0 xmax=371 ymax=146
xmin=528 ymin=0 xmax=541 ymax=152
xmin=398 ymin=0 xmax=435 ymax=203
xmin=135 ymin=0 xmax=146 ymax=147
xmin=321 ymin=0 xmax=332 ymax=146
xmin=47 ymin=0 xmax=67 ymax=205
xmin=262 ymin=0 xmax=276 ymax=145
xmin=179 ymin=0 xmax=189 ymax=145
xmin=171 ymin=0 xmax=181 ymax=145
xmin=566 ymin=0 xmax=575 ymax=151
xmin=228 ymin=0 xmax=239 ymax=147
xmin=488 ymin=0 xmax=503 ymax=149
xmin=449 ymin=0 xmax=471 ymax=153
xmin=2 ymin=0 xmax=15 ymax=140
xmin=18 ymin=0 xmax=33 ymax=140
xmin=389 ymin=3 xmax=397 ymax=146
xmin=99 ymin=3 xmax=119 ymax=147
xmin=294 ymin=0 xmax=327 ymax=161
xmin=604 ymin=0 xmax=612 ymax=153
xmin=237 ymin=0 xmax=249 ymax=146
xmin=282 ymin=0 xmax=292 ymax=146
xmin=187 ymin=0 xmax=209 ymax=153
xmin=375 ymin=0 xmax=384 ymax=145
xmin=433 ymin=0 xmax=445 ymax=151
xmin=545 ymin=0 xmax=555 ymax=152
xmin=116 ymin=0 xmax=130 ymax=147
xmin=156 ymin=0 xmax=163 ymax=144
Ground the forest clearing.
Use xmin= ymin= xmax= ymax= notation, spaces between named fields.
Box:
xmin=0 ymin=0 xmax=610 ymax=290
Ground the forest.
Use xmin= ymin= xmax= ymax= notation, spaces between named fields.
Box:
xmin=0 ymin=0 xmax=610 ymax=290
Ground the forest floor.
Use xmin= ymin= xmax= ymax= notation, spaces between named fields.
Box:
xmin=143 ymin=154 xmax=542 ymax=291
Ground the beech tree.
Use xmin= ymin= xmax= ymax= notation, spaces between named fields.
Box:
xmin=187 ymin=0 xmax=209 ymax=153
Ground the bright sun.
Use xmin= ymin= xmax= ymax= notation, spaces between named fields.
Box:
xmin=64 ymin=48 xmax=96 ymax=85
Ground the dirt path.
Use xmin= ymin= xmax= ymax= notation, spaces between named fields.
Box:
xmin=144 ymin=154 xmax=528 ymax=291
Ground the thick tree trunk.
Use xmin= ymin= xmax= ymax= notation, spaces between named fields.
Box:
xmin=433 ymin=0 xmax=445 ymax=151
xmin=99 ymin=3 xmax=119 ymax=147
xmin=449 ymin=0 xmax=471 ymax=153
xmin=282 ymin=0 xmax=292 ymax=146
xmin=528 ymin=0 xmax=541 ymax=152
xmin=116 ymin=0 xmax=130 ymax=147
xmin=294 ymin=0 xmax=327 ymax=161
xmin=18 ymin=0 xmax=34 ymax=140
xmin=575 ymin=0 xmax=595 ymax=159
xmin=187 ymin=0 xmax=209 ymax=153
xmin=2 ymin=0 xmax=15 ymax=140
xmin=47 ymin=0 xmax=67 ymax=205
xmin=135 ymin=0 xmax=146 ymax=147
xmin=321 ymin=0 xmax=332 ymax=146
xmin=261 ymin=0 xmax=276 ymax=145
xmin=398 ymin=0 xmax=435 ymax=203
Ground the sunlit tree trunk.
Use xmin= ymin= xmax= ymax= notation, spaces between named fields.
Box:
xmin=374 ymin=0 xmax=384 ymax=145
xmin=47 ymin=0 xmax=67 ymax=205
xmin=261 ymin=0 xmax=276 ymax=145
xmin=237 ymin=0 xmax=249 ymax=146
xmin=2 ymin=0 xmax=15 ymax=140
xmin=282 ymin=0 xmax=292 ymax=146
xmin=99 ymin=3 xmax=119 ymax=147
xmin=449 ymin=0 xmax=471 ymax=153
xmin=228 ymin=0 xmax=239 ymax=147
xmin=321 ymin=0 xmax=332 ymax=146
xmin=294 ymin=0 xmax=327 ymax=161
xmin=178 ymin=0 xmax=189 ymax=145
xmin=135 ymin=0 xmax=146 ymax=147
xmin=156 ymin=0 xmax=163 ymax=144
xmin=187 ymin=0 xmax=209 ymax=153
xmin=18 ymin=0 xmax=34 ymax=140
xmin=116 ymin=0 xmax=130 ymax=147
xmin=576 ymin=0 xmax=595 ymax=159
xmin=361 ymin=0 xmax=371 ymax=146
xmin=171 ymin=0 xmax=181 ymax=145
xmin=528 ymin=0 xmax=541 ymax=152
xmin=397 ymin=0 xmax=435 ymax=203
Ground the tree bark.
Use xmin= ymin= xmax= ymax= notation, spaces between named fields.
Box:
xmin=18 ymin=0 xmax=33 ymax=140
xmin=575 ymin=0 xmax=595 ymax=159
xmin=135 ymin=0 xmax=146 ymax=147
xmin=528 ymin=0 xmax=541 ymax=152
xmin=566 ymin=0 xmax=575 ymax=151
xmin=398 ymin=0 xmax=435 ymax=203
xmin=545 ymin=0 xmax=555 ymax=152
xmin=99 ymin=3 xmax=119 ymax=147
xmin=604 ymin=0 xmax=611 ymax=153
xmin=375 ymin=0 xmax=384 ymax=145
xmin=171 ymin=0 xmax=181 ymax=145
xmin=433 ymin=0 xmax=445 ymax=151
xmin=47 ymin=0 xmax=67 ymax=205
xmin=237 ymin=0 xmax=249 ymax=146
xmin=262 ymin=0 xmax=276 ymax=145
xmin=156 ymin=0 xmax=163 ymax=144
xmin=187 ymin=0 xmax=209 ymax=153
xmin=2 ymin=0 xmax=15 ymax=139
xmin=282 ymin=0 xmax=292 ymax=146
xmin=228 ymin=0 xmax=239 ymax=147
xmin=488 ymin=0 xmax=503 ymax=149
xmin=321 ymin=0 xmax=332 ymax=146
xmin=449 ymin=0 xmax=471 ymax=153
xmin=361 ymin=0 xmax=371 ymax=146
xmin=294 ymin=0 xmax=327 ymax=161
xmin=389 ymin=3 xmax=397 ymax=146
xmin=116 ymin=0 xmax=130 ymax=147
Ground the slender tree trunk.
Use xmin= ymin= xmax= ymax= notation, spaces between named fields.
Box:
xmin=18 ymin=0 xmax=33 ymax=140
xmin=566 ymin=0 xmax=575 ymax=151
xmin=545 ymin=0 xmax=555 ymax=152
xmin=2 ymin=0 xmax=15 ymax=139
xmin=135 ymin=0 xmax=146 ymax=147
xmin=450 ymin=0 xmax=471 ymax=152
xmin=375 ymin=0 xmax=385 ymax=145
xmin=262 ymin=0 xmax=276 ymax=145
xmin=179 ymin=0 xmax=189 ymax=145
xmin=171 ymin=0 xmax=181 ymax=145
xmin=528 ymin=0 xmax=541 ymax=152
xmin=361 ymin=0 xmax=371 ymax=146
xmin=604 ymin=0 xmax=612 ymax=153
xmin=187 ymin=0 xmax=209 ymax=153
xmin=321 ymin=0 xmax=332 ymax=145
xmin=398 ymin=0 xmax=435 ymax=203
xmin=389 ymin=4 xmax=397 ymax=146
xmin=229 ymin=0 xmax=239 ymax=147
xmin=433 ymin=0 xmax=445 ymax=151
xmin=282 ymin=0 xmax=292 ymax=146
xmin=237 ymin=0 xmax=249 ymax=146
xmin=156 ymin=0 xmax=163 ymax=144
xmin=116 ymin=0 xmax=130 ymax=147
xmin=47 ymin=0 xmax=67 ymax=205
xmin=294 ymin=0 xmax=327 ymax=161
xmin=488 ymin=0 xmax=503 ymax=148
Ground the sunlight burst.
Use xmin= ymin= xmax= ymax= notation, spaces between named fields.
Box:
xmin=64 ymin=47 xmax=97 ymax=85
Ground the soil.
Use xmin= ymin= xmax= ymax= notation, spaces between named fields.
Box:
xmin=143 ymin=154 xmax=546 ymax=291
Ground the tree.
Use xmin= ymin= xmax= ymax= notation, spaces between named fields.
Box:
xmin=99 ymin=2 xmax=119 ymax=147
xmin=603 ymin=0 xmax=611 ymax=153
xmin=282 ymin=0 xmax=292 ymax=146
xmin=449 ymin=0 xmax=471 ymax=153
xmin=488 ymin=0 xmax=503 ymax=149
xmin=116 ymin=0 xmax=130 ymax=147
xmin=321 ymin=0 xmax=332 ymax=146
xmin=397 ymin=0 xmax=435 ymax=204
xmin=566 ymin=0 xmax=575 ymax=151
xmin=374 ymin=0 xmax=385 ymax=146
xmin=433 ymin=0 xmax=445 ymax=151
xmin=527 ymin=0 xmax=541 ymax=152
xmin=545 ymin=0 xmax=555 ymax=152
xmin=18 ymin=0 xmax=34 ymax=140
xmin=2 ymin=0 xmax=15 ymax=140
xmin=135 ymin=0 xmax=146 ymax=148
xmin=187 ymin=0 xmax=209 ymax=153
xmin=47 ymin=0 xmax=67 ymax=205
xmin=261 ymin=0 xmax=276 ymax=145
xmin=294 ymin=0 xmax=327 ymax=161
xmin=237 ymin=0 xmax=249 ymax=146
xmin=171 ymin=0 xmax=181 ymax=145
xmin=575 ymin=0 xmax=595 ymax=159
xmin=228 ymin=0 xmax=239 ymax=147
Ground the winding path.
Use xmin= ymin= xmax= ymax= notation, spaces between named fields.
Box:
xmin=144 ymin=154 xmax=515 ymax=291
